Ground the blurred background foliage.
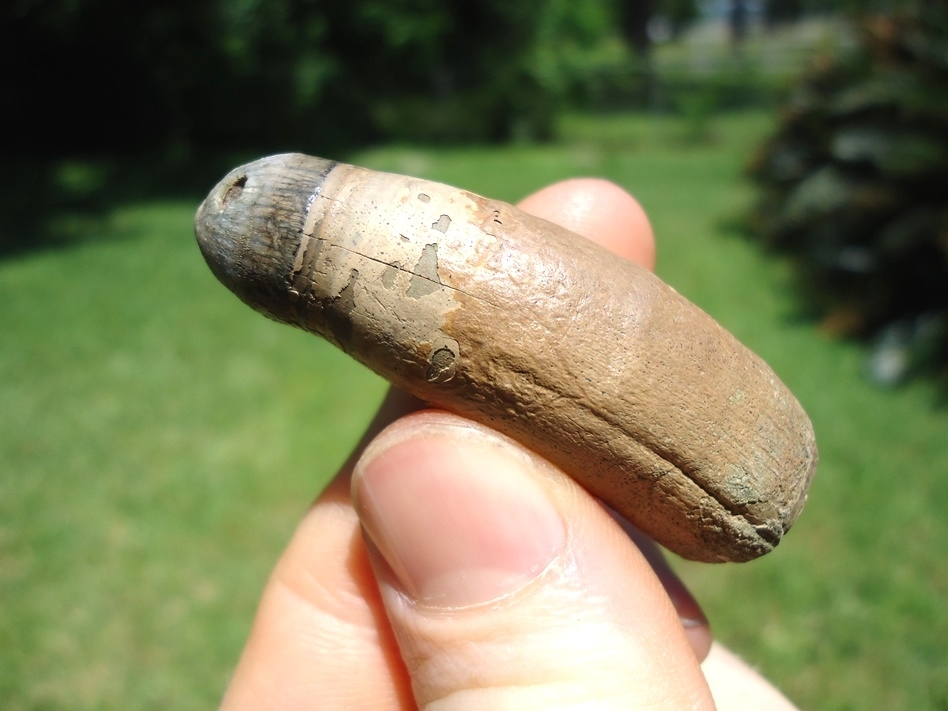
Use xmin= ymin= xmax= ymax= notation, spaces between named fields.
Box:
xmin=2 ymin=0 xmax=830 ymax=246
xmin=748 ymin=2 xmax=948 ymax=386
xmin=1 ymin=0 xmax=639 ymax=253
xmin=4 ymin=0 xmax=850 ymax=159
xmin=2 ymin=0 xmax=888 ymax=162
xmin=5 ymin=0 xmax=623 ymax=156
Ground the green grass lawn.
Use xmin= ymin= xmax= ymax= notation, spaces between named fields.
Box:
xmin=2 ymin=111 xmax=946 ymax=710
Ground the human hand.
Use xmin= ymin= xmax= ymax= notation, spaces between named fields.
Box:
xmin=219 ymin=179 xmax=799 ymax=710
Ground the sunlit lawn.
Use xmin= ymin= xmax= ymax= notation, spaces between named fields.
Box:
xmin=2 ymin=111 xmax=946 ymax=710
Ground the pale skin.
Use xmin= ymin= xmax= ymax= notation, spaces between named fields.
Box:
xmin=219 ymin=178 xmax=800 ymax=710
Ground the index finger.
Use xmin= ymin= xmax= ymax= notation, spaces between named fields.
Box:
xmin=516 ymin=177 xmax=656 ymax=270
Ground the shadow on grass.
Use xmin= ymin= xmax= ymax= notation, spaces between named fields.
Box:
xmin=0 ymin=150 xmax=297 ymax=259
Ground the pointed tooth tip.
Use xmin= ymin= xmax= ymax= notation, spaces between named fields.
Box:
xmin=193 ymin=154 xmax=337 ymax=322
xmin=193 ymin=161 xmax=264 ymax=303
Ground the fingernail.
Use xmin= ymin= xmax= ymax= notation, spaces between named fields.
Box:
xmin=353 ymin=420 xmax=566 ymax=608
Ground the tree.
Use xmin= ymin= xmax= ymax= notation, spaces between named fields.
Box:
xmin=3 ymin=0 xmax=628 ymax=156
xmin=747 ymin=5 xmax=948 ymax=384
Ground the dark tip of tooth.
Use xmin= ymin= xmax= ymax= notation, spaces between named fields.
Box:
xmin=194 ymin=154 xmax=338 ymax=323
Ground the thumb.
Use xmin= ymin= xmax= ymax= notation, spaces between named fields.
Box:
xmin=352 ymin=411 xmax=715 ymax=710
